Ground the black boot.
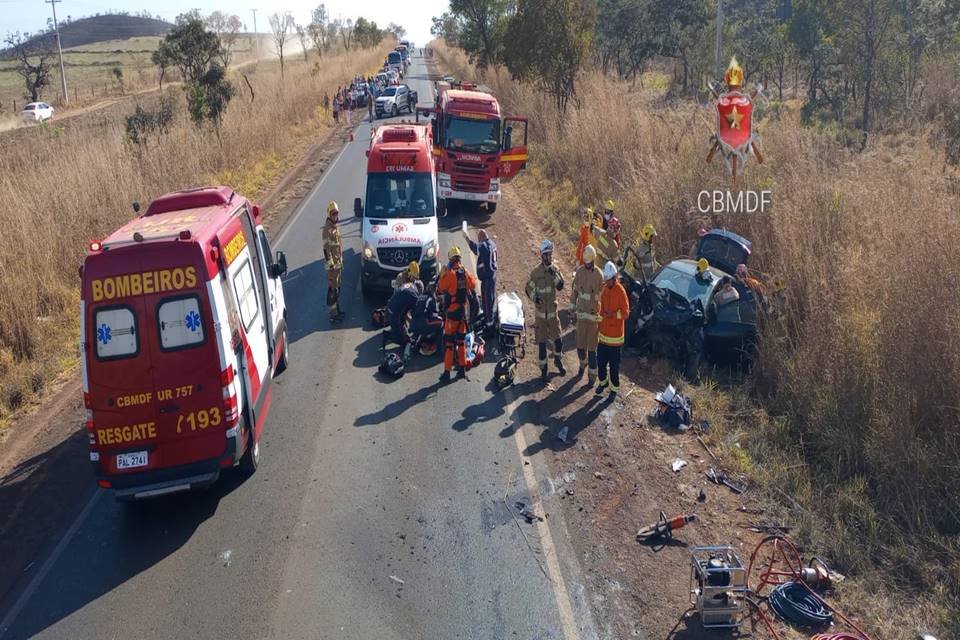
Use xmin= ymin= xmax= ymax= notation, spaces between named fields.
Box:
xmin=554 ymin=356 xmax=566 ymax=376
xmin=439 ymin=370 xmax=452 ymax=385
xmin=455 ymin=367 xmax=468 ymax=381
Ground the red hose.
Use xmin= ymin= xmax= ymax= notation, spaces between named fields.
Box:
xmin=747 ymin=535 xmax=873 ymax=640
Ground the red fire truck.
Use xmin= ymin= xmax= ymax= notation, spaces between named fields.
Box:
xmin=425 ymin=81 xmax=528 ymax=214
xmin=80 ymin=187 xmax=289 ymax=500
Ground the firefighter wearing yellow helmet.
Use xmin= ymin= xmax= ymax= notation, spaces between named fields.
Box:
xmin=322 ymin=200 xmax=345 ymax=322
xmin=525 ymin=239 xmax=566 ymax=380
xmin=624 ymin=223 xmax=660 ymax=282
xmin=393 ymin=260 xmax=421 ymax=290
xmin=592 ymin=199 xmax=621 ymax=264
xmin=437 ymin=245 xmax=478 ymax=384
xmin=571 ymin=243 xmax=604 ymax=384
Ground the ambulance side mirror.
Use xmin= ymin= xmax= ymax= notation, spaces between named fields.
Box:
xmin=354 ymin=197 xmax=363 ymax=219
xmin=272 ymin=251 xmax=287 ymax=278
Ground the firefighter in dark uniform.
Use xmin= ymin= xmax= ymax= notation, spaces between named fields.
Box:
xmin=525 ymin=239 xmax=566 ymax=380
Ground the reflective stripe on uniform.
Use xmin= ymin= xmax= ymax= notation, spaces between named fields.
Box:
xmin=537 ymin=312 xmax=549 ymax=319
xmin=599 ymin=333 xmax=624 ymax=345
xmin=576 ymin=311 xmax=598 ymax=320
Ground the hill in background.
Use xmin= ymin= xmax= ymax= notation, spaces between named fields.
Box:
xmin=8 ymin=14 xmax=172 ymax=53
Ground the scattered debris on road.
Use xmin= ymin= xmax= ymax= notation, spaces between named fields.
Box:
xmin=671 ymin=458 xmax=687 ymax=472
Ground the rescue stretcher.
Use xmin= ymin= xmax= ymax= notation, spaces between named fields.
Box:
xmin=494 ymin=292 xmax=526 ymax=360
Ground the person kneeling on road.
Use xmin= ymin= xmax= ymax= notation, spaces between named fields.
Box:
xmin=437 ymin=246 xmax=479 ymax=384
xmin=411 ymin=280 xmax=443 ymax=355
xmin=526 ymin=239 xmax=566 ymax=381
xmin=394 ymin=260 xmax=420 ymax=290
xmin=386 ymin=281 xmax=421 ymax=362
xmin=596 ymin=261 xmax=630 ymax=399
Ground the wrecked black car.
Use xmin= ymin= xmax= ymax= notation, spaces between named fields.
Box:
xmin=622 ymin=229 xmax=759 ymax=377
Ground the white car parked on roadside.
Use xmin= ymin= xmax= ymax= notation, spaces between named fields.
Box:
xmin=22 ymin=102 xmax=55 ymax=123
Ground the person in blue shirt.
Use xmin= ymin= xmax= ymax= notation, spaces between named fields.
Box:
xmin=463 ymin=226 xmax=497 ymax=330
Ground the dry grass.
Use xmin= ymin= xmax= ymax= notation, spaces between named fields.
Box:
xmin=433 ymin=41 xmax=960 ymax=636
xmin=0 ymin=43 xmax=390 ymax=426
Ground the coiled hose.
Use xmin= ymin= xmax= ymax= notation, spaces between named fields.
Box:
xmin=768 ymin=580 xmax=834 ymax=627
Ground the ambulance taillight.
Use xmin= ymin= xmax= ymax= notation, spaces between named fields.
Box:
xmin=220 ymin=365 xmax=240 ymax=433
xmin=84 ymin=392 xmax=95 ymax=448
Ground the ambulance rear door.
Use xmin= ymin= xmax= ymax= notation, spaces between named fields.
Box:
xmin=219 ymin=215 xmax=272 ymax=442
xmin=138 ymin=241 xmax=226 ymax=469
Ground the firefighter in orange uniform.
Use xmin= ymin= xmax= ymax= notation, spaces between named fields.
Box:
xmin=576 ymin=206 xmax=599 ymax=266
xmin=322 ymin=201 xmax=345 ymax=323
xmin=596 ymin=261 xmax=630 ymax=398
xmin=437 ymin=246 xmax=478 ymax=384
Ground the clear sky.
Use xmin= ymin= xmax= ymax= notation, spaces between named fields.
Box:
xmin=0 ymin=0 xmax=448 ymax=45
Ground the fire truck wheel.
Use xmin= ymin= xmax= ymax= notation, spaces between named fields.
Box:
xmin=275 ymin=329 xmax=289 ymax=375
xmin=361 ymin=278 xmax=373 ymax=299
xmin=392 ymin=104 xmax=398 ymax=117
xmin=485 ymin=202 xmax=497 ymax=214
xmin=239 ymin=428 xmax=260 ymax=475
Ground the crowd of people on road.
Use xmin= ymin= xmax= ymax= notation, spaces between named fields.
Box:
xmin=329 ymin=74 xmax=391 ymax=124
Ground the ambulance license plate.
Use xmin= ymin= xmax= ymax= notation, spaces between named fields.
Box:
xmin=116 ymin=451 xmax=148 ymax=470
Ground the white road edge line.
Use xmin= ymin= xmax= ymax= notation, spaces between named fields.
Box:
xmin=274 ymin=121 xmax=361 ymax=248
xmin=0 ymin=488 xmax=103 ymax=638
xmin=506 ymin=401 xmax=582 ymax=640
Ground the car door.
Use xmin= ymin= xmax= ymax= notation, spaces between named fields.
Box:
xmin=499 ymin=117 xmax=529 ymax=182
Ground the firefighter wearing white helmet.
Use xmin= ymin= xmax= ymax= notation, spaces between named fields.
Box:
xmin=596 ymin=261 xmax=630 ymax=398
xmin=571 ymin=243 xmax=604 ymax=385
xmin=525 ymin=239 xmax=566 ymax=380
xmin=322 ymin=200 xmax=345 ymax=323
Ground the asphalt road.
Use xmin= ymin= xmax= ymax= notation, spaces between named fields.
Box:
xmin=0 ymin=54 xmax=597 ymax=640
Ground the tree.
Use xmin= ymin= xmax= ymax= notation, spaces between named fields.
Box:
xmin=125 ymin=94 xmax=175 ymax=150
xmin=206 ymin=11 xmax=243 ymax=68
xmin=832 ymin=0 xmax=899 ymax=150
xmin=152 ymin=12 xmax=234 ymax=128
xmin=154 ymin=12 xmax=222 ymax=85
xmin=645 ymin=0 xmax=711 ymax=92
xmin=295 ymin=23 xmax=309 ymax=61
xmin=187 ymin=65 xmax=235 ymax=129
xmin=448 ymin=0 xmax=512 ymax=68
xmin=4 ymin=33 xmax=53 ymax=102
xmin=431 ymin=12 xmax=461 ymax=45
xmin=112 ymin=66 xmax=125 ymax=94
xmin=307 ymin=4 xmax=331 ymax=57
xmin=788 ymin=0 xmax=836 ymax=115
xmin=504 ymin=0 xmax=595 ymax=111
xmin=339 ymin=18 xmax=355 ymax=50
xmin=386 ymin=22 xmax=406 ymax=39
xmin=354 ymin=17 xmax=383 ymax=48
xmin=269 ymin=12 xmax=295 ymax=78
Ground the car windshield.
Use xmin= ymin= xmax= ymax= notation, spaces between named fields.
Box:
xmin=444 ymin=116 xmax=501 ymax=154
xmin=652 ymin=264 xmax=715 ymax=308
xmin=366 ymin=172 xmax=435 ymax=218
xmin=388 ymin=52 xmax=401 ymax=63
xmin=381 ymin=87 xmax=397 ymax=97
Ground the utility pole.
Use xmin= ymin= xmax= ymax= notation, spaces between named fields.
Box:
xmin=46 ymin=0 xmax=68 ymax=104
xmin=251 ymin=9 xmax=258 ymax=57
xmin=714 ymin=0 xmax=723 ymax=75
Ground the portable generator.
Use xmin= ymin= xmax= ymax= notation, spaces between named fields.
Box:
xmin=690 ymin=545 xmax=747 ymax=629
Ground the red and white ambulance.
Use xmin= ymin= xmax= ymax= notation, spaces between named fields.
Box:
xmin=80 ymin=186 xmax=289 ymax=500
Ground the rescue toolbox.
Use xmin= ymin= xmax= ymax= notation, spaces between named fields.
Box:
xmin=80 ymin=187 xmax=289 ymax=500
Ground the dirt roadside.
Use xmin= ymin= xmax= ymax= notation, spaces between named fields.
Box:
xmin=0 ymin=116 xmax=357 ymax=614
